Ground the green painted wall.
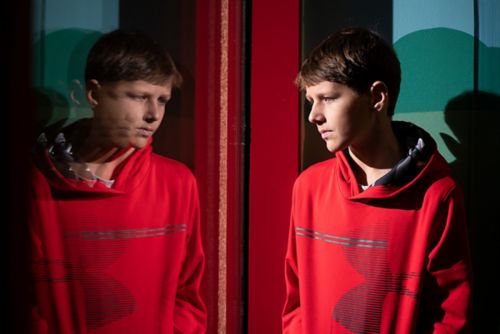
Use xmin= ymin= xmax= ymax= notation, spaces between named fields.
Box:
xmin=393 ymin=2 xmax=500 ymax=332
xmin=393 ymin=27 xmax=500 ymax=161
xmin=393 ymin=2 xmax=500 ymax=163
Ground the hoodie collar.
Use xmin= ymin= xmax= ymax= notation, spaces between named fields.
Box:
xmin=336 ymin=121 xmax=447 ymax=200
xmin=34 ymin=119 xmax=153 ymax=196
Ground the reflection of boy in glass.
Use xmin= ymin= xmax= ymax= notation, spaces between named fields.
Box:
xmin=30 ymin=30 xmax=206 ymax=332
xmin=283 ymin=27 xmax=472 ymax=333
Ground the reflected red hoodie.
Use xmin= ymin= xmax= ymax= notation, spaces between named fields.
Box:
xmin=283 ymin=122 xmax=472 ymax=333
xmin=30 ymin=136 xmax=206 ymax=333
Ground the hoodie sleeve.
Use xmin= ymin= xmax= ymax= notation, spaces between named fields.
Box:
xmin=282 ymin=185 xmax=303 ymax=333
xmin=420 ymin=186 xmax=472 ymax=334
xmin=173 ymin=178 xmax=207 ymax=333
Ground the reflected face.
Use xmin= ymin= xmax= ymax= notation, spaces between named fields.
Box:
xmin=305 ymin=81 xmax=373 ymax=153
xmin=88 ymin=80 xmax=172 ymax=149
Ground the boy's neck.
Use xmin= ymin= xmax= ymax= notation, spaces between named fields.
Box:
xmin=72 ymin=128 xmax=136 ymax=180
xmin=77 ymin=144 xmax=135 ymax=180
xmin=347 ymin=121 xmax=403 ymax=187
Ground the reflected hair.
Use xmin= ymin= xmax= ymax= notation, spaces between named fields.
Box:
xmin=85 ymin=29 xmax=182 ymax=88
xmin=297 ymin=27 xmax=401 ymax=116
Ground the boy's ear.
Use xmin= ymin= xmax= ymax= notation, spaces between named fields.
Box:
xmin=86 ymin=79 xmax=101 ymax=108
xmin=69 ymin=79 xmax=85 ymax=106
xmin=370 ymin=81 xmax=389 ymax=112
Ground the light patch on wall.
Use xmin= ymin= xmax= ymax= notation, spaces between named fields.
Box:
xmin=35 ymin=0 xmax=119 ymax=34
xmin=393 ymin=0 xmax=473 ymax=43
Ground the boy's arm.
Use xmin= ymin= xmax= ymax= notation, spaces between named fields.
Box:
xmin=173 ymin=181 xmax=207 ymax=333
xmin=422 ymin=186 xmax=472 ymax=334
xmin=282 ymin=190 xmax=302 ymax=333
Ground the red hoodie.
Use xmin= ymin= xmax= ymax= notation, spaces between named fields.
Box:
xmin=283 ymin=124 xmax=472 ymax=333
xmin=30 ymin=138 xmax=206 ymax=333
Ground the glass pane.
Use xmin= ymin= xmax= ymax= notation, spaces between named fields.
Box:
xmin=30 ymin=1 xmax=202 ymax=332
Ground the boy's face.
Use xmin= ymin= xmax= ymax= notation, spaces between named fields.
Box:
xmin=87 ymin=79 xmax=172 ymax=150
xmin=305 ymin=81 xmax=374 ymax=153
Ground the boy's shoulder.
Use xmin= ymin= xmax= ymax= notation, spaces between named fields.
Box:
xmin=294 ymin=157 xmax=337 ymax=187
xmin=150 ymin=152 xmax=196 ymax=182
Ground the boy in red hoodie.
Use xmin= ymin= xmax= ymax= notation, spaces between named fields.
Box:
xmin=30 ymin=30 xmax=206 ymax=333
xmin=283 ymin=27 xmax=472 ymax=333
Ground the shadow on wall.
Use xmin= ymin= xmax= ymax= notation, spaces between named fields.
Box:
xmin=442 ymin=91 xmax=500 ymax=333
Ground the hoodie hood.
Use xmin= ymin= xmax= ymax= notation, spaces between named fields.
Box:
xmin=33 ymin=119 xmax=152 ymax=197
xmin=336 ymin=121 xmax=452 ymax=201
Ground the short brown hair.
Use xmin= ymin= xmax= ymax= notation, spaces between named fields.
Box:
xmin=85 ymin=29 xmax=182 ymax=88
xmin=297 ymin=27 xmax=401 ymax=116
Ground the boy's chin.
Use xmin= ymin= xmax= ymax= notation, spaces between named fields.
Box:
xmin=325 ymin=144 xmax=342 ymax=154
xmin=326 ymin=144 xmax=350 ymax=155
xmin=126 ymin=137 xmax=150 ymax=150
xmin=130 ymin=141 xmax=148 ymax=150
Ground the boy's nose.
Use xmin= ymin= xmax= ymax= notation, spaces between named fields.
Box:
xmin=308 ymin=104 xmax=325 ymax=124
xmin=145 ymin=102 xmax=162 ymax=122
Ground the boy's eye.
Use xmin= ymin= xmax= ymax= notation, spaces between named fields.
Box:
xmin=127 ymin=93 xmax=147 ymax=101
